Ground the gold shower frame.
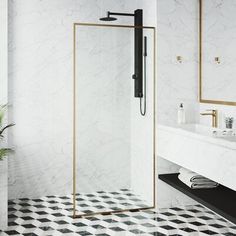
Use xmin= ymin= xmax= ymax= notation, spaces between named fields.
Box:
xmin=73 ymin=23 xmax=156 ymax=218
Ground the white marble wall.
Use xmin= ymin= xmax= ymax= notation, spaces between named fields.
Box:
xmin=8 ymin=0 xmax=135 ymax=199
xmin=75 ymin=26 xmax=131 ymax=193
xmin=8 ymin=0 xmax=158 ymax=200
xmin=157 ymin=0 xmax=199 ymax=126
xmin=7 ymin=0 xmax=204 ymax=209
xmin=74 ymin=0 xmax=158 ymax=203
xmin=156 ymin=0 xmax=199 ymax=208
xmin=130 ymin=28 xmax=155 ymax=206
xmin=0 ymin=0 xmax=8 ymax=230
xmin=0 ymin=0 xmax=7 ymax=104
xmin=125 ymin=0 xmax=157 ymax=207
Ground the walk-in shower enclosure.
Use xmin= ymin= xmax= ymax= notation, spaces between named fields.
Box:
xmin=73 ymin=23 xmax=156 ymax=217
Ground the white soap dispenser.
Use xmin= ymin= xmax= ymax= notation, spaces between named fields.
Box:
xmin=177 ymin=103 xmax=186 ymax=124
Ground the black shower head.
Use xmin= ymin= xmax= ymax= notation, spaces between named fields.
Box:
xmin=100 ymin=11 xmax=117 ymax=21
xmin=99 ymin=16 xmax=117 ymax=21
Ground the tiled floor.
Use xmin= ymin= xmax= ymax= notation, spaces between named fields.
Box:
xmin=1 ymin=191 xmax=236 ymax=235
xmin=74 ymin=189 xmax=149 ymax=215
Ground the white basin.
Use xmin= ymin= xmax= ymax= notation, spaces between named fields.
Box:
xmin=178 ymin=123 xmax=218 ymax=136
xmin=157 ymin=123 xmax=236 ymax=191
xmin=180 ymin=123 xmax=236 ymax=139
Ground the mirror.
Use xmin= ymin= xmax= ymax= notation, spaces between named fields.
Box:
xmin=199 ymin=0 xmax=236 ymax=105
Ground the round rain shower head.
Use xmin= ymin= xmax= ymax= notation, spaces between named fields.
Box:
xmin=99 ymin=16 xmax=117 ymax=21
xmin=100 ymin=11 xmax=117 ymax=21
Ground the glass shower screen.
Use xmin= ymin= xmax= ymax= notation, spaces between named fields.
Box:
xmin=73 ymin=23 xmax=155 ymax=217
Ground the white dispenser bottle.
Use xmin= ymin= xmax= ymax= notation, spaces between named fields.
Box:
xmin=177 ymin=103 xmax=186 ymax=124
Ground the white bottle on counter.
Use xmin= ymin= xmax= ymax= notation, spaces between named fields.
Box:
xmin=177 ymin=103 xmax=186 ymax=124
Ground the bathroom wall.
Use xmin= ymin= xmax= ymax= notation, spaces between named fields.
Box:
xmin=7 ymin=0 xmax=204 ymax=208
xmin=156 ymin=0 xmax=236 ymax=207
xmin=8 ymin=0 xmax=133 ymax=199
xmin=157 ymin=0 xmax=199 ymax=126
xmin=0 ymin=0 xmax=8 ymax=229
xmin=8 ymin=0 xmax=158 ymax=200
xmin=0 ymin=0 xmax=7 ymax=105
xmin=156 ymin=0 xmax=199 ymax=207
xmin=75 ymin=26 xmax=132 ymax=193
xmin=123 ymin=0 xmax=157 ymax=206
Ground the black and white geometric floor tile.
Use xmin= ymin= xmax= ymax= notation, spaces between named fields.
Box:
xmin=74 ymin=189 xmax=149 ymax=215
xmin=1 ymin=191 xmax=236 ymax=235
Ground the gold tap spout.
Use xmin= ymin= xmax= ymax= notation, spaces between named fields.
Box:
xmin=200 ymin=109 xmax=218 ymax=128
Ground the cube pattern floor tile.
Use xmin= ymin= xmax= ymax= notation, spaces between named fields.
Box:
xmin=1 ymin=190 xmax=236 ymax=235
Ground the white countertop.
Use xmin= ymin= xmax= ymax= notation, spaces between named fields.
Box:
xmin=157 ymin=123 xmax=236 ymax=150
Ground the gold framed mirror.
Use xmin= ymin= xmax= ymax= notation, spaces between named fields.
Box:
xmin=199 ymin=0 xmax=236 ymax=106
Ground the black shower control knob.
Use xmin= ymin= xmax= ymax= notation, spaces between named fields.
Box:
xmin=132 ymin=74 xmax=137 ymax=80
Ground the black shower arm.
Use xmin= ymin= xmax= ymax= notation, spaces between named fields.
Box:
xmin=108 ymin=11 xmax=135 ymax=17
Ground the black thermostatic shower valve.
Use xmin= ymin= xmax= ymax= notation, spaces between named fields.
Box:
xmin=134 ymin=9 xmax=143 ymax=98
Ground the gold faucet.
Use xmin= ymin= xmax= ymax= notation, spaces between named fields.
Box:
xmin=200 ymin=109 xmax=218 ymax=128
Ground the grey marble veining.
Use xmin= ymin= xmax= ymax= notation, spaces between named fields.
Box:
xmin=0 ymin=0 xmax=8 ymax=230
xmin=156 ymin=0 xmax=199 ymax=208
xmin=8 ymin=0 xmax=133 ymax=199
xmin=7 ymin=0 xmax=157 ymax=202
xmin=7 ymin=0 xmax=203 ymax=210
xmin=156 ymin=0 xmax=199 ymax=125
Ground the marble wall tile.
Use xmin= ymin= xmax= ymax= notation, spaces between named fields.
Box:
xmin=126 ymin=0 xmax=157 ymax=207
xmin=75 ymin=26 xmax=131 ymax=193
xmin=0 ymin=0 xmax=7 ymax=105
xmin=156 ymin=0 xmax=199 ymax=125
xmin=8 ymin=0 xmax=157 ymax=201
xmin=8 ymin=0 xmax=135 ymax=199
xmin=0 ymin=0 xmax=8 ymax=230
xmin=7 ymin=0 xmax=203 ymax=210
xmin=156 ymin=0 xmax=199 ymax=208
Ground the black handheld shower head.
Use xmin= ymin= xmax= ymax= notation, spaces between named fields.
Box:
xmin=100 ymin=12 xmax=117 ymax=21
